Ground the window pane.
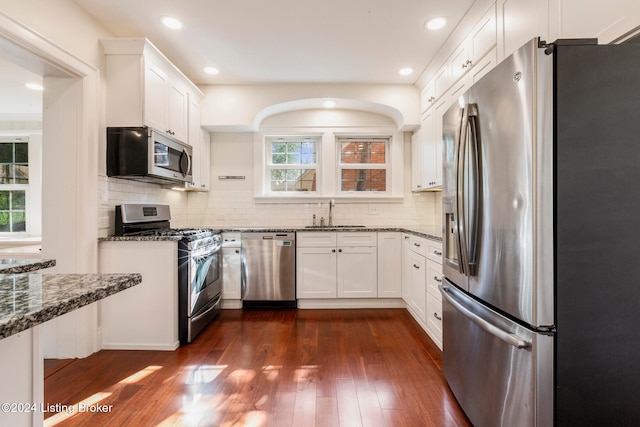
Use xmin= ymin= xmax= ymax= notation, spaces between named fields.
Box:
xmin=0 ymin=212 xmax=9 ymax=231
xmin=14 ymin=165 xmax=29 ymax=184
xmin=0 ymin=165 xmax=12 ymax=184
xmin=340 ymin=141 xmax=386 ymax=164
xmin=341 ymin=169 xmax=386 ymax=191
xmin=0 ymin=191 xmax=9 ymax=210
xmin=12 ymin=213 xmax=26 ymax=232
xmin=0 ymin=144 xmax=12 ymax=163
xmin=271 ymin=168 xmax=316 ymax=192
xmin=12 ymin=191 xmax=25 ymax=210
xmin=15 ymin=143 xmax=28 ymax=163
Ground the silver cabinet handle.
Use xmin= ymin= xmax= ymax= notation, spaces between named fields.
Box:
xmin=433 ymin=313 xmax=442 ymax=321
xmin=433 ymin=276 xmax=442 ymax=283
xmin=433 ymin=250 xmax=442 ymax=256
xmin=332 ymin=249 xmax=336 ymax=253
xmin=413 ymin=264 xmax=420 ymax=269
xmin=414 ymin=243 xmax=421 ymax=247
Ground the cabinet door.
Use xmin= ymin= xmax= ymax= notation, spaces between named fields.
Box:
xmin=296 ymin=247 xmax=337 ymax=298
xmin=144 ymin=62 xmax=169 ymax=131
xmin=377 ymin=233 xmax=402 ymax=298
xmin=411 ymin=130 xmax=424 ymax=191
xmin=420 ymin=107 xmax=436 ymax=189
xmin=337 ymin=246 xmax=377 ymax=298
xmin=448 ymin=42 xmax=470 ymax=86
xmin=168 ymin=83 xmax=188 ymax=141
xmin=222 ymin=247 xmax=241 ymax=299
xmin=469 ymin=3 xmax=497 ymax=65
xmin=426 ymin=292 xmax=443 ymax=349
xmin=401 ymin=234 xmax=412 ymax=302
xmin=556 ymin=0 xmax=640 ymax=43
xmin=409 ymin=252 xmax=427 ymax=322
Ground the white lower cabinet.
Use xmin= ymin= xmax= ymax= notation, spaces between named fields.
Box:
xmin=408 ymin=251 xmax=427 ymax=322
xmin=98 ymin=240 xmax=179 ymax=351
xmin=296 ymin=232 xmax=378 ymax=300
xmin=337 ymin=245 xmax=377 ymax=298
xmin=402 ymin=235 xmax=443 ymax=349
xmin=221 ymin=233 xmax=242 ymax=301
xmin=377 ymin=232 xmax=403 ymax=298
xmin=296 ymin=246 xmax=338 ymax=298
xmin=426 ymin=259 xmax=443 ymax=349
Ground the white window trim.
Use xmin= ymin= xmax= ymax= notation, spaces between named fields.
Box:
xmin=263 ymin=134 xmax=322 ymax=197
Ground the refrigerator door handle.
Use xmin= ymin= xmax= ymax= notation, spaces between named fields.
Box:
xmin=440 ymin=284 xmax=531 ymax=349
xmin=455 ymin=105 xmax=470 ymax=275
xmin=466 ymin=104 xmax=481 ymax=276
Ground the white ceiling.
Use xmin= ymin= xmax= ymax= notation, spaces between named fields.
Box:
xmin=73 ymin=0 xmax=475 ymax=85
xmin=0 ymin=0 xmax=475 ymax=118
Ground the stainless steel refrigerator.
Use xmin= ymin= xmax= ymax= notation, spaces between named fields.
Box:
xmin=440 ymin=37 xmax=640 ymax=426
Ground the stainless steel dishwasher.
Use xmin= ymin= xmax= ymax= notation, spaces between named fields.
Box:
xmin=241 ymin=232 xmax=296 ymax=308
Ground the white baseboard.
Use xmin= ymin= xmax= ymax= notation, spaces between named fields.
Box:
xmin=297 ymin=298 xmax=406 ymax=309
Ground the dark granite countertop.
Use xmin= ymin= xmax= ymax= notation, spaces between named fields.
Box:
xmin=0 ymin=272 xmax=142 ymax=340
xmin=0 ymin=259 xmax=56 ymax=274
xmin=222 ymin=226 xmax=443 ymax=242
xmin=98 ymin=226 xmax=442 ymax=243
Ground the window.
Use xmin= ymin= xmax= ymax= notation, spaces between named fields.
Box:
xmin=0 ymin=190 xmax=26 ymax=232
xmin=0 ymin=139 xmax=29 ymax=233
xmin=0 ymin=142 xmax=29 ymax=184
xmin=338 ymin=137 xmax=389 ymax=192
xmin=266 ymin=136 xmax=319 ymax=193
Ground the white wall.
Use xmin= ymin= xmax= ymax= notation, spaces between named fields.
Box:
xmin=199 ymin=83 xmax=421 ymax=131
xmin=188 ymin=129 xmax=442 ymax=230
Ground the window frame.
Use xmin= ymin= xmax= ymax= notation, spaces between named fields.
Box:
xmin=336 ymin=136 xmax=391 ymax=196
xmin=264 ymin=134 xmax=321 ymax=196
xmin=0 ymin=137 xmax=30 ymax=235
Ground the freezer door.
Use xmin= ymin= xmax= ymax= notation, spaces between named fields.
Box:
xmin=454 ymin=38 xmax=554 ymax=327
xmin=440 ymin=280 xmax=553 ymax=427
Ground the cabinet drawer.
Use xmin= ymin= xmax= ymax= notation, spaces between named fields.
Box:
xmin=297 ymin=232 xmax=337 ymax=248
xmin=337 ymin=232 xmax=376 ymax=247
xmin=426 ymin=292 xmax=443 ymax=349
xmin=426 ymin=258 xmax=443 ymax=298
xmin=425 ymin=240 xmax=443 ymax=264
xmin=409 ymin=235 xmax=428 ymax=257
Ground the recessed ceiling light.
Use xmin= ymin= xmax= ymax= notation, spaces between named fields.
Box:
xmin=25 ymin=82 xmax=43 ymax=91
xmin=161 ymin=16 xmax=183 ymax=30
xmin=425 ymin=17 xmax=447 ymax=31
xmin=398 ymin=67 xmax=414 ymax=76
xmin=204 ymin=67 xmax=219 ymax=75
xmin=323 ymin=100 xmax=336 ymax=108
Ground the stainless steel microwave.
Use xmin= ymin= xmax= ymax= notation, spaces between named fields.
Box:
xmin=107 ymin=126 xmax=193 ymax=184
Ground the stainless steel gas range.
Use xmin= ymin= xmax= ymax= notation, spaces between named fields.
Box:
xmin=115 ymin=204 xmax=222 ymax=344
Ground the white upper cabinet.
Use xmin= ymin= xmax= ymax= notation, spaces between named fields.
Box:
xmin=554 ymin=0 xmax=640 ymax=43
xmin=102 ymin=38 xmax=203 ymax=143
xmin=186 ymin=97 xmax=211 ymax=191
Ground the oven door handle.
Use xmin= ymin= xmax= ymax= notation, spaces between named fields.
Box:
xmin=190 ymin=294 xmax=222 ymax=323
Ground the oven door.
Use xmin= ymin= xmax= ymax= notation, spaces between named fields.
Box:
xmin=179 ymin=239 xmax=222 ymax=344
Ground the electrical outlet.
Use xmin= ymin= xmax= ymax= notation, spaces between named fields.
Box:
xmin=368 ymin=205 xmax=380 ymax=215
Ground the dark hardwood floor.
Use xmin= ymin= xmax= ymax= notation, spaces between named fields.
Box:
xmin=44 ymin=309 xmax=471 ymax=427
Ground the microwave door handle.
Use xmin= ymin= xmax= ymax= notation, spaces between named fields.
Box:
xmin=180 ymin=148 xmax=192 ymax=177
xmin=466 ymin=104 xmax=481 ymax=276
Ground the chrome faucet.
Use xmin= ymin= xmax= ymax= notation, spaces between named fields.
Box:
xmin=329 ymin=199 xmax=335 ymax=227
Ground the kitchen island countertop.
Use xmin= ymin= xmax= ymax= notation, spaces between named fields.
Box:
xmin=0 ymin=258 xmax=56 ymax=274
xmin=0 ymin=272 xmax=142 ymax=340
